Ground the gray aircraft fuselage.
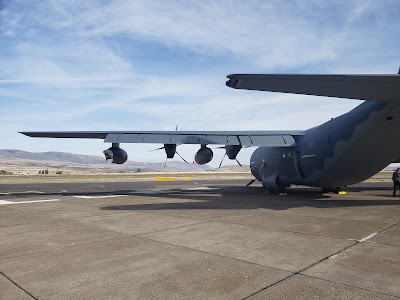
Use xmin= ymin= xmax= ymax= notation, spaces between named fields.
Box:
xmin=251 ymin=100 xmax=399 ymax=190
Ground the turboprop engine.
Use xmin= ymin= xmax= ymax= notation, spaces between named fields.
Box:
xmin=225 ymin=145 xmax=242 ymax=159
xmin=103 ymin=143 xmax=128 ymax=164
xmin=194 ymin=145 xmax=213 ymax=164
xmin=218 ymin=145 xmax=243 ymax=167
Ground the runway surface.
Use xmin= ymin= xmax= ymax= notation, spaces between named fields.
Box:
xmin=1 ymin=179 xmax=400 ymax=299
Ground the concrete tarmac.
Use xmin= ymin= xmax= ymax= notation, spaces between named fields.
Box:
xmin=1 ymin=179 xmax=400 ymax=299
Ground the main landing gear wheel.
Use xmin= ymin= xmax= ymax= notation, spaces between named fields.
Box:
xmin=266 ymin=187 xmax=286 ymax=195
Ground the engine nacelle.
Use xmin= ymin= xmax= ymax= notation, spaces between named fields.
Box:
xmin=225 ymin=145 xmax=242 ymax=159
xmin=103 ymin=146 xmax=128 ymax=164
xmin=164 ymin=144 xmax=177 ymax=159
xmin=194 ymin=145 xmax=213 ymax=165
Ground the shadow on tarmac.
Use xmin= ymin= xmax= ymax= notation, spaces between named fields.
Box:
xmin=99 ymin=184 xmax=400 ymax=212
xmin=2 ymin=181 xmax=399 ymax=211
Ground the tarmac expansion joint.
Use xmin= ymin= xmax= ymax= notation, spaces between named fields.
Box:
xmin=242 ymin=240 xmax=360 ymax=299
xmin=0 ymin=271 xmax=38 ymax=300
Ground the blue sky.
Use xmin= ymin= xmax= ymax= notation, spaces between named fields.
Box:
xmin=1 ymin=0 xmax=400 ymax=167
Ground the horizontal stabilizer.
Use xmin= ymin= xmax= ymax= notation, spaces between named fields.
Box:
xmin=226 ymin=74 xmax=400 ymax=102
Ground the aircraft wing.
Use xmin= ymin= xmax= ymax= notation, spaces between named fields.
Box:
xmin=20 ymin=130 xmax=305 ymax=147
xmin=226 ymin=74 xmax=400 ymax=102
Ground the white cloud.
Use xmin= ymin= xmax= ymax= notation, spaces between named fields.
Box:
xmin=0 ymin=0 xmax=399 ymax=166
xmin=29 ymin=0 xmax=341 ymax=69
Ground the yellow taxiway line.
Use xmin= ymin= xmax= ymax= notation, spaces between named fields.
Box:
xmin=154 ymin=177 xmax=191 ymax=181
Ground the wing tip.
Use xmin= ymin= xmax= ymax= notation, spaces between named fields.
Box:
xmin=20 ymin=132 xmax=42 ymax=137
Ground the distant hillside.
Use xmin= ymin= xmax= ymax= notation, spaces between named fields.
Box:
xmin=211 ymin=164 xmax=250 ymax=172
xmin=0 ymin=149 xmax=105 ymax=164
xmin=0 ymin=149 xmax=210 ymax=173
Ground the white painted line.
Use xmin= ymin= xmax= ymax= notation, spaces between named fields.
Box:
xmin=358 ymin=232 xmax=378 ymax=242
xmin=0 ymin=199 xmax=60 ymax=205
xmin=71 ymin=195 xmax=128 ymax=199
xmin=182 ymin=187 xmax=220 ymax=191
xmin=0 ymin=200 xmax=13 ymax=205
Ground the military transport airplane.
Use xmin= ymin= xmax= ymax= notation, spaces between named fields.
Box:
xmin=21 ymin=70 xmax=400 ymax=193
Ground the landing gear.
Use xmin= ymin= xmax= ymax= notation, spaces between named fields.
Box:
xmin=261 ymin=174 xmax=288 ymax=194
xmin=266 ymin=186 xmax=286 ymax=194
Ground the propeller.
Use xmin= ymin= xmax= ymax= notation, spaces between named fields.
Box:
xmin=216 ymin=145 xmax=244 ymax=168
xmin=164 ymin=158 xmax=168 ymax=169
xmin=149 ymin=146 xmax=165 ymax=152
xmin=235 ymin=158 xmax=242 ymax=167
xmin=218 ymin=153 xmax=243 ymax=168
xmin=149 ymin=144 xmax=188 ymax=168
xmin=246 ymin=179 xmax=256 ymax=187
xmin=218 ymin=153 xmax=227 ymax=168
xmin=175 ymin=151 xmax=188 ymax=163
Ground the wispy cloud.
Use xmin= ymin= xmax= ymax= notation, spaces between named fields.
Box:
xmin=1 ymin=0 xmax=399 ymax=165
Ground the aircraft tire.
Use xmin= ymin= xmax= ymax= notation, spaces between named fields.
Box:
xmin=267 ymin=187 xmax=286 ymax=194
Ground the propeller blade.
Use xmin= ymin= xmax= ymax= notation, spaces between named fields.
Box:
xmin=176 ymin=151 xmax=188 ymax=163
xmin=219 ymin=153 xmax=227 ymax=168
xmin=235 ymin=158 xmax=242 ymax=167
xmin=246 ymin=179 xmax=256 ymax=187
xmin=163 ymin=158 xmax=168 ymax=169
xmin=149 ymin=146 xmax=165 ymax=152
